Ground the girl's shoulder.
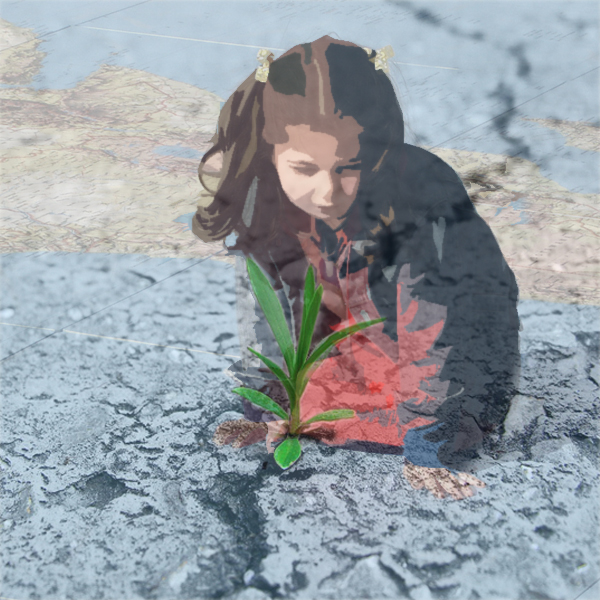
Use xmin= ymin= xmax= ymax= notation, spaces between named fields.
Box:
xmin=401 ymin=144 xmax=462 ymax=183
xmin=394 ymin=144 xmax=473 ymax=224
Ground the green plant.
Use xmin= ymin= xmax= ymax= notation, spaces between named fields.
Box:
xmin=232 ymin=257 xmax=386 ymax=469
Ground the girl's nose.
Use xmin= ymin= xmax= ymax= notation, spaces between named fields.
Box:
xmin=313 ymin=172 xmax=336 ymax=207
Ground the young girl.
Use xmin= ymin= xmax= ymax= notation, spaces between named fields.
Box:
xmin=193 ymin=36 xmax=520 ymax=500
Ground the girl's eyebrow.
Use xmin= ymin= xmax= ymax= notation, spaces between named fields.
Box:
xmin=287 ymin=159 xmax=362 ymax=172
xmin=290 ymin=160 xmax=317 ymax=166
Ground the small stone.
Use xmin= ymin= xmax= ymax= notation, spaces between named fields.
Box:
xmin=341 ymin=556 xmax=400 ymax=598
xmin=168 ymin=561 xmax=192 ymax=590
xmin=530 ymin=438 xmax=570 ymax=459
xmin=380 ymin=551 xmax=422 ymax=587
xmin=411 ymin=584 xmax=434 ymax=600
xmin=407 ymin=549 xmax=456 ymax=569
xmin=503 ymin=394 xmax=545 ymax=436
xmin=520 ymin=465 xmax=536 ymax=480
xmin=68 ymin=307 xmax=83 ymax=321
xmin=0 ymin=307 xmax=15 ymax=319
xmin=453 ymin=543 xmax=481 ymax=558
xmin=234 ymin=588 xmax=270 ymax=600
xmin=243 ymin=569 xmax=255 ymax=585
xmin=198 ymin=546 xmax=217 ymax=558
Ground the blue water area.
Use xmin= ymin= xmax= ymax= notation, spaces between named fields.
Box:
xmin=153 ymin=145 xmax=202 ymax=160
xmin=173 ymin=212 xmax=195 ymax=232
xmin=2 ymin=2 xmax=598 ymax=192
xmin=494 ymin=198 xmax=531 ymax=225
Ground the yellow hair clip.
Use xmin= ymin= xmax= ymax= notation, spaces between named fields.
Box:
xmin=255 ymin=48 xmax=273 ymax=82
xmin=363 ymin=45 xmax=394 ymax=74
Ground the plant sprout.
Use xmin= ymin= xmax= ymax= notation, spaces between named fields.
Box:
xmin=232 ymin=257 xmax=386 ymax=470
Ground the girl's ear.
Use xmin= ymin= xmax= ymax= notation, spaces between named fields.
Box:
xmin=203 ymin=151 xmax=224 ymax=175
xmin=199 ymin=149 xmax=225 ymax=195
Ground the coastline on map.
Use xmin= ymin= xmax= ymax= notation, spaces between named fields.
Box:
xmin=1 ymin=18 xmax=598 ymax=305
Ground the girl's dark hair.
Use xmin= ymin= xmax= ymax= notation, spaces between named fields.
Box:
xmin=193 ymin=36 xmax=406 ymax=285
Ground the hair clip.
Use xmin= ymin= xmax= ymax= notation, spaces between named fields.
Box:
xmin=363 ymin=45 xmax=394 ymax=74
xmin=255 ymin=48 xmax=273 ymax=82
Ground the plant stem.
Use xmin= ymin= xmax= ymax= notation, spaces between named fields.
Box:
xmin=289 ymin=372 xmax=306 ymax=435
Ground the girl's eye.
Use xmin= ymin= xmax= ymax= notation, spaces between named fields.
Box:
xmin=292 ymin=166 xmax=318 ymax=176
xmin=335 ymin=163 xmax=361 ymax=174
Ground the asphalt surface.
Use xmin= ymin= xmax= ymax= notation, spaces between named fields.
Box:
xmin=0 ymin=251 xmax=598 ymax=600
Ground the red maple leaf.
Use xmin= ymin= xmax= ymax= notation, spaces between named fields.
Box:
xmin=299 ymin=276 xmax=447 ymax=448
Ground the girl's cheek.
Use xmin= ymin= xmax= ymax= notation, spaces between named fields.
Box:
xmin=341 ymin=175 xmax=360 ymax=197
xmin=278 ymin=165 xmax=299 ymax=196
xmin=287 ymin=173 xmax=307 ymax=198
xmin=281 ymin=168 xmax=313 ymax=204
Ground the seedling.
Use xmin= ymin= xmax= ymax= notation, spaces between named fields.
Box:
xmin=232 ymin=257 xmax=386 ymax=469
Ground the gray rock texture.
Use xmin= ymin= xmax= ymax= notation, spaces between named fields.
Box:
xmin=1 ymin=252 xmax=599 ymax=600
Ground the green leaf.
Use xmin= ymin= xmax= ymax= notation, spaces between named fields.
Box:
xmin=301 ymin=409 xmax=356 ymax=427
xmin=274 ymin=436 xmax=302 ymax=469
xmin=303 ymin=264 xmax=316 ymax=310
xmin=292 ymin=361 xmax=321 ymax=404
xmin=246 ymin=257 xmax=296 ymax=377
xmin=294 ymin=284 xmax=323 ymax=377
xmin=305 ymin=318 xmax=387 ymax=368
xmin=232 ymin=387 xmax=288 ymax=421
xmin=247 ymin=347 xmax=296 ymax=404
xmin=295 ymin=266 xmax=319 ymax=371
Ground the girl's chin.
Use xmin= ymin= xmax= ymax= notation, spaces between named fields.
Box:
xmin=314 ymin=209 xmax=341 ymax=221
xmin=319 ymin=216 xmax=341 ymax=228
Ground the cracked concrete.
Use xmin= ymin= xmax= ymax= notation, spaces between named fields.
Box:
xmin=0 ymin=252 xmax=598 ymax=600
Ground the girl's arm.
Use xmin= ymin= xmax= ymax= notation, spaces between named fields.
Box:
xmin=370 ymin=150 xmax=520 ymax=471
xmin=419 ymin=208 xmax=520 ymax=471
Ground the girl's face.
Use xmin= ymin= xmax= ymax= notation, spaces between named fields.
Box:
xmin=272 ymin=120 xmax=363 ymax=230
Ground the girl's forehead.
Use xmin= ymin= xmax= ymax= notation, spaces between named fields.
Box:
xmin=264 ymin=105 xmax=364 ymax=146
xmin=283 ymin=122 xmax=360 ymax=146
xmin=287 ymin=119 xmax=362 ymax=138
xmin=275 ymin=123 xmax=361 ymax=162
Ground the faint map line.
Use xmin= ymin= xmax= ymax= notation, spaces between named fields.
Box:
xmin=0 ymin=322 xmax=241 ymax=359
xmin=509 ymin=265 xmax=600 ymax=277
xmin=82 ymin=26 xmax=287 ymax=51
xmin=474 ymin=202 xmax=600 ymax=222
xmin=0 ymin=1 xmax=151 ymax=54
xmin=571 ymin=577 xmax=600 ymax=600
xmin=63 ymin=330 xmax=241 ymax=359
xmin=432 ymin=65 xmax=600 ymax=148
xmin=81 ymin=26 xmax=459 ymax=70
xmin=391 ymin=61 xmax=458 ymax=71
xmin=0 ymin=322 xmax=55 ymax=332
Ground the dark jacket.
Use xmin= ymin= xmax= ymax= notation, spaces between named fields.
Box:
xmin=228 ymin=144 xmax=521 ymax=470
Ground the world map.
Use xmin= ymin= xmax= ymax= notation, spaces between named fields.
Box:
xmin=1 ymin=18 xmax=598 ymax=305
